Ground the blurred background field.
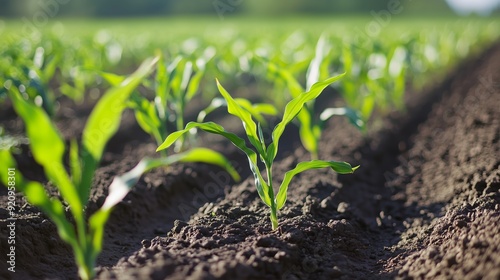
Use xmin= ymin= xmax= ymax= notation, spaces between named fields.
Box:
xmin=1 ymin=16 xmax=499 ymax=44
xmin=1 ymin=0 xmax=499 ymax=17
xmin=1 ymin=0 xmax=499 ymax=134
xmin=1 ymin=0 xmax=499 ymax=42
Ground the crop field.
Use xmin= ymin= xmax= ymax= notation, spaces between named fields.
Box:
xmin=0 ymin=16 xmax=499 ymax=279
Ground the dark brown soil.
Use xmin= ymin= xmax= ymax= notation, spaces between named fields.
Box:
xmin=1 ymin=41 xmax=499 ymax=280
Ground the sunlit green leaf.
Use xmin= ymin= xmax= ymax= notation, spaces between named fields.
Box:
xmin=215 ymin=79 xmax=266 ymax=157
xmin=267 ymin=73 xmax=345 ymax=164
xmin=320 ymin=107 xmax=365 ymax=131
xmin=96 ymin=71 xmax=125 ymax=86
xmin=306 ymin=34 xmax=330 ymax=91
xmin=8 ymin=87 xmax=82 ymax=214
xmin=276 ymin=160 xmax=358 ymax=209
xmin=0 ymin=150 xmax=78 ymax=251
xmin=81 ymin=56 xmax=158 ymax=203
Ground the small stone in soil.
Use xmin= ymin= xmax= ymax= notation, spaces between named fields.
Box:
xmin=141 ymin=239 xmax=151 ymax=248
xmin=320 ymin=197 xmax=333 ymax=209
xmin=171 ymin=220 xmax=188 ymax=233
xmin=283 ymin=229 xmax=304 ymax=244
xmin=337 ymin=202 xmax=350 ymax=213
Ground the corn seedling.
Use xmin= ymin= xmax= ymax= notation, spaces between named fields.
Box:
xmin=97 ymin=53 xmax=241 ymax=181
xmin=131 ymin=49 xmax=216 ymax=152
xmin=0 ymin=57 xmax=159 ymax=279
xmin=97 ymin=49 xmax=215 ymax=153
xmin=0 ymin=45 xmax=59 ymax=116
xmin=158 ymin=77 xmax=358 ymax=230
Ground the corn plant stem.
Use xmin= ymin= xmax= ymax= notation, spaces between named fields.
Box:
xmin=175 ymin=100 xmax=186 ymax=151
xmin=154 ymin=132 xmax=167 ymax=157
xmin=176 ymin=115 xmax=184 ymax=139
xmin=266 ymin=166 xmax=279 ymax=230
xmin=311 ymin=151 xmax=318 ymax=160
xmin=157 ymin=113 xmax=168 ymax=157
xmin=77 ymin=258 xmax=92 ymax=280
xmin=75 ymin=216 xmax=92 ymax=280
xmin=157 ymin=148 xmax=168 ymax=157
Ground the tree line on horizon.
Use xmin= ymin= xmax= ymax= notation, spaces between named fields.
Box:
xmin=0 ymin=0 xmax=464 ymax=17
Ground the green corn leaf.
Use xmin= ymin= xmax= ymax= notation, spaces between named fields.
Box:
xmin=264 ymin=59 xmax=303 ymax=98
xmin=59 ymin=83 xmax=84 ymax=102
xmin=393 ymin=66 xmax=406 ymax=110
xmin=81 ymin=56 xmax=158 ymax=204
xmin=87 ymin=209 xmax=111 ymax=269
xmin=83 ymin=56 xmax=158 ymax=161
xmin=197 ymin=98 xmax=226 ymax=122
xmin=256 ymin=123 xmax=269 ymax=165
xmin=165 ymin=56 xmax=182 ymax=95
xmin=128 ymin=95 xmax=158 ymax=134
xmin=276 ymin=160 xmax=359 ymax=210
xmin=342 ymin=42 xmax=354 ymax=75
xmin=360 ymin=91 xmax=375 ymax=122
xmin=319 ymin=107 xmax=365 ymax=131
xmin=186 ymin=70 xmax=204 ymax=100
xmin=24 ymin=181 xmax=79 ymax=248
xmin=215 ymin=79 xmax=265 ymax=157
xmin=0 ymin=150 xmax=23 ymax=185
xmin=157 ymin=122 xmax=272 ymax=206
xmin=96 ymin=71 xmax=126 ymax=87
xmin=257 ymin=123 xmax=266 ymax=147
xmin=8 ymin=87 xmax=83 ymax=214
xmin=40 ymin=54 xmax=60 ymax=84
xmin=70 ymin=139 xmax=82 ymax=187
xmin=264 ymin=59 xmax=323 ymax=158
xmin=306 ymin=34 xmax=330 ymax=91
xmin=235 ymin=98 xmax=278 ymax=127
xmin=186 ymin=48 xmax=215 ymax=101
xmin=252 ymin=103 xmax=278 ymax=116
xmin=8 ymin=87 xmax=64 ymax=168
xmin=267 ymin=73 xmax=345 ymax=164
xmin=297 ymin=109 xmax=318 ymax=158
xmin=169 ymin=57 xmax=185 ymax=99
xmin=0 ymin=150 xmax=78 ymax=250
xmin=155 ymin=50 xmax=168 ymax=120
xmin=180 ymin=61 xmax=193 ymax=93
xmin=128 ymin=94 xmax=163 ymax=144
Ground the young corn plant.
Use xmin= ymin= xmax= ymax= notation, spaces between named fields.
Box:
xmin=157 ymin=77 xmax=358 ymax=230
xmin=0 ymin=57 xmax=239 ymax=280
xmin=99 ymin=50 xmax=240 ymax=180
xmin=97 ymin=51 xmax=240 ymax=181
xmin=1 ymin=45 xmax=59 ymax=116
xmin=129 ymin=49 xmax=216 ymax=153
xmin=262 ymin=36 xmax=364 ymax=159
xmin=0 ymin=57 xmax=155 ymax=279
